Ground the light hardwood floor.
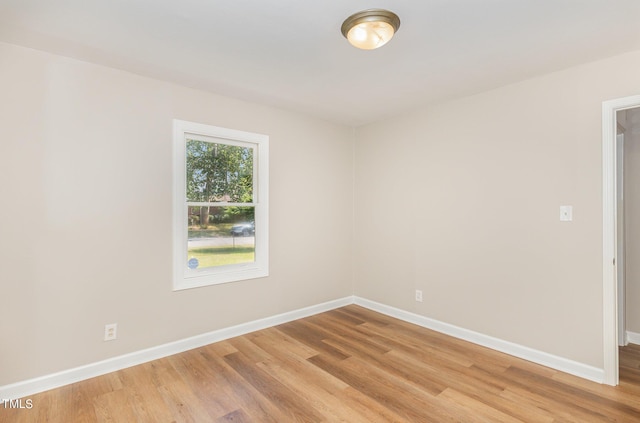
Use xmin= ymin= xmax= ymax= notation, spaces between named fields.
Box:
xmin=3 ymin=305 xmax=640 ymax=422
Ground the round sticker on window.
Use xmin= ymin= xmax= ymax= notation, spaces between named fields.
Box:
xmin=187 ymin=258 xmax=199 ymax=269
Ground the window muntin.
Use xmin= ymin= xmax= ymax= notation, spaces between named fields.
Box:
xmin=173 ymin=120 xmax=268 ymax=290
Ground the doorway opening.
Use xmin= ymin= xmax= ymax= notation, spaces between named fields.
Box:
xmin=617 ymin=109 xmax=640 ymax=346
xmin=602 ymin=95 xmax=640 ymax=386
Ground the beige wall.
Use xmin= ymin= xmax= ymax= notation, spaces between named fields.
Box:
xmin=624 ymin=109 xmax=640 ymax=334
xmin=353 ymin=49 xmax=640 ymax=368
xmin=0 ymin=42 xmax=354 ymax=385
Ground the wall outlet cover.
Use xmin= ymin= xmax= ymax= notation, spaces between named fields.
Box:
xmin=104 ymin=323 xmax=117 ymax=341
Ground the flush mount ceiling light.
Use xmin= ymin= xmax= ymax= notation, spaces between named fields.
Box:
xmin=341 ymin=9 xmax=401 ymax=50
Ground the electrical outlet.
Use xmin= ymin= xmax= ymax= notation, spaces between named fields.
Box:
xmin=415 ymin=290 xmax=423 ymax=302
xmin=104 ymin=323 xmax=117 ymax=341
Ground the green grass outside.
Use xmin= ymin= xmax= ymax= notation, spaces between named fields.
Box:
xmin=188 ymin=245 xmax=255 ymax=267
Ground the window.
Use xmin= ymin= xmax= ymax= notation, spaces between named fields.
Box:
xmin=173 ymin=120 xmax=269 ymax=290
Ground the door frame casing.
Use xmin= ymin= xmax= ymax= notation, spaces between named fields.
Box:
xmin=602 ymin=94 xmax=640 ymax=386
xmin=616 ymin=132 xmax=626 ymax=348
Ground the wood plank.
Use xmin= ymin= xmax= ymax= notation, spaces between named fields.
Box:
xmin=215 ymin=409 xmax=251 ymax=422
xmin=224 ymin=351 xmax=325 ymax=422
xmin=196 ymin=347 xmax=290 ymax=422
xmin=436 ymin=387 xmax=524 ymax=423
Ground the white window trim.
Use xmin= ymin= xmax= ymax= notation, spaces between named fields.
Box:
xmin=173 ymin=119 xmax=269 ymax=291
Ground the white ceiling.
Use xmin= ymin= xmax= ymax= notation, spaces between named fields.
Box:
xmin=1 ymin=0 xmax=640 ymax=127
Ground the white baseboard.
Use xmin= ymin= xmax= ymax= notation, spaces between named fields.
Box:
xmin=353 ymin=297 xmax=605 ymax=384
xmin=0 ymin=296 xmax=354 ymax=400
xmin=627 ymin=330 xmax=640 ymax=345
xmin=1 ymin=294 xmax=607 ymax=400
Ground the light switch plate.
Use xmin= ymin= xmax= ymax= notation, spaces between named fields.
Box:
xmin=560 ymin=205 xmax=573 ymax=222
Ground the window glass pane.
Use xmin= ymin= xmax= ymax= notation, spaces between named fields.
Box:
xmin=187 ymin=206 xmax=255 ymax=270
xmin=186 ymin=140 xmax=253 ymax=203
